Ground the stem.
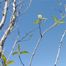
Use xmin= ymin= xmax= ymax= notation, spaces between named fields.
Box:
xmin=54 ymin=30 xmax=66 ymax=66
xmin=29 ymin=23 xmax=57 ymax=66
xmin=38 ymin=23 xmax=42 ymax=38
xmin=18 ymin=55 xmax=25 ymax=66
xmin=0 ymin=0 xmax=9 ymax=29
xmin=6 ymin=27 xmax=38 ymax=61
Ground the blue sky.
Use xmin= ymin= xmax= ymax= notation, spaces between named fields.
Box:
xmin=0 ymin=0 xmax=66 ymax=66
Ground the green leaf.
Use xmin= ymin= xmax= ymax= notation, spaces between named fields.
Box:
xmin=7 ymin=61 xmax=14 ymax=65
xmin=20 ymin=51 xmax=29 ymax=54
xmin=12 ymin=52 xmax=18 ymax=55
xmin=34 ymin=19 xmax=40 ymax=24
xmin=53 ymin=16 xmax=64 ymax=24
xmin=53 ymin=16 xmax=59 ymax=23
xmin=2 ymin=54 xmax=7 ymax=63
xmin=60 ymin=19 xmax=64 ymax=24
xmin=40 ymin=17 xmax=47 ymax=20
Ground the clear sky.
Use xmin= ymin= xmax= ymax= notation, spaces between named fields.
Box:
xmin=0 ymin=0 xmax=66 ymax=66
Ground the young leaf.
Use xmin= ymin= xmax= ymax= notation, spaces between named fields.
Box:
xmin=53 ymin=16 xmax=59 ymax=23
xmin=34 ymin=19 xmax=40 ymax=24
xmin=53 ymin=16 xmax=64 ymax=24
xmin=38 ymin=14 xmax=43 ymax=19
xmin=12 ymin=52 xmax=18 ymax=55
xmin=60 ymin=19 xmax=64 ymax=24
xmin=2 ymin=54 xmax=7 ymax=63
xmin=20 ymin=51 xmax=29 ymax=54
xmin=1 ymin=55 xmax=14 ymax=66
xmin=6 ymin=61 xmax=14 ymax=65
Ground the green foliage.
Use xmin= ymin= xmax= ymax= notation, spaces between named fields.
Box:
xmin=34 ymin=18 xmax=46 ymax=24
xmin=53 ymin=16 xmax=64 ymax=25
xmin=2 ymin=54 xmax=14 ymax=66
xmin=20 ymin=51 xmax=29 ymax=54
xmin=12 ymin=44 xmax=28 ymax=66
xmin=6 ymin=61 xmax=14 ymax=65
xmin=12 ymin=52 xmax=18 ymax=56
xmin=34 ymin=19 xmax=41 ymax=24
xmin=34 ymin=14 xmax=47 ymax=24
xmin=2 ymin=54 xmax=6 ymax=63
xmin=12 ymin=44 xmax=29 ymax=56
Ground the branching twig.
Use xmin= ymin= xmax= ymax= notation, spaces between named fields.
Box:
xmin=7 ymin=27 xmax=38 ymax=61
xmin=54 ymin=30 xmax=66 ymax=66
xmin=0 ymin=0 xmax=16 ymax=58
xmin=29 ymin=23 xmax=57 ymax=66
xmin=0 ymin=0 xmax=9 ymax=29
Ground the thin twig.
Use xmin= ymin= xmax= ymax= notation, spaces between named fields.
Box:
xmin=7 ymin=35 xmax=19 ymax=61
xmin=18 ymin=0 xmax=32 ymax=15
xmin=7 ymin=27 xmax=38 ymax=60
xmin=29 ymin=23 xmax=57 ymax=66
xmin=17 ymin=27 xmax=38 ymax=42
xmin=0 ymin=0 xmax=9 ymax=29
xmin=54 ymin=30 xmax=66 ymax=66
xmin=38 ymin=23 xmax=42 ymax=38
xmin=18 ymin=55 xmax=25 ymax=66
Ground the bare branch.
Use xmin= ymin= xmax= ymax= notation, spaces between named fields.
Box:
xmin=54 ymin=30 xmax=66 ymax=66
xmin=0 ymin=0 xmax=16 ymax=46
xmin=0 ymin=0 xmax=16 ymax=58
xmin=29 ymin=23 xmax=57 ymax=66
xmin=0 ymin=0 xmax=9 ymax=29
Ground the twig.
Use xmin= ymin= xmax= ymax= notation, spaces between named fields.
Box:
xmin=18 ymin=0 xmax=32 ymax=15
xmin=38 ymin=23 xmax=42 ymax=38
xmin=0 ymin=0 xmax=16 ymax=58
xmin=7 ymin=35 xmax=19 ymax=61
xmin=29 ymin=23 xmax=57 ymax=66
xmin=17 ymin=27 xmax=38 ymax=42
xmin=54 ymin=30 xmax=66 ymax=66
xmin=0 ymin=0 xmax=9 ymax=29
xmin=7 ymin=27 xmax=38 ymax=60
xmin=18 ymin=55 xmax=25 ymax=66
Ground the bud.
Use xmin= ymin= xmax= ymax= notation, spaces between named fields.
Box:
xmin=38 ymin=14 xmax=43 ymax=19
xmin=37 ymin=14 xmax=47 ymax=21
